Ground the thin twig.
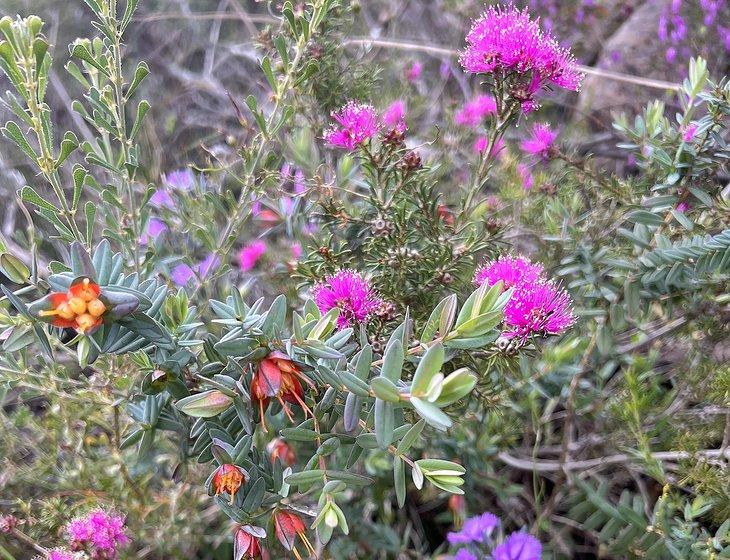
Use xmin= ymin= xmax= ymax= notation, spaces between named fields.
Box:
xmin=342 ymin=37 xmax=683 ymax=92
xmin=498 ymin=448 xmax=730 ymax=473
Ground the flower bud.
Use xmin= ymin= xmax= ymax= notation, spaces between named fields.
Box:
xmin=212 ymin=464 xmax=248 ymax=505
xmin=234 ymin=525 xmax=264 ymax=559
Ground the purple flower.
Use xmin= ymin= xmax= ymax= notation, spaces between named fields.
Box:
xmin=238 ymin=240 xmax=267 ymax=271
xmin=520 ymin=123 xmax=557 ymax=160
xmin=150 ymin=189 xmax=174 ymax=209
xmin=406 ymin=61 xmax=423 ymax=82
xmin=170 ymin=263 xmax=196 ymax=286
xmin=455 ymin=95 xmax=497 ymax=127
xmin=294 ymin=168 xmax=306 ymax=194
xmin=383 ymin=100 xmax=407 ymax=133
xmin=460 ymin=5 xmax=583 ymax=108
xmin=139 ymin=217 xmax=168 ymax=245
xmin=492 ymin=532 xmax=542 ymax=560
xmin=446 ymin=512 xmax=500 ymax=545
xmin=163 ymin=168 xmax=195 ymax=191
xmin=682 ymin=123 xmax=697 ymax=142
xmin=197 ymin=253 xmax=220 ymax=277
xmin=291 ymin=242 xmax=303 ymax=260
xmin=453 ymin=550 xmax=478 ymax=560
xmin=474 ymin=256 xmax=544 ymax=290
xmin=324 ymin=101 xmax=380 ymax=150
xmin=312 ymin=270 xmax=382 ymax=329
xmin=504 ymin=279 xmax=575 ymax=338
xmin=66 ymin=509 xmax=129 ymax=559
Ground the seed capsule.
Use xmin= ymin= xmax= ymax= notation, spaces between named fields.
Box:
xmin=75 ymin=313 xmax=98 ymax=333
xmin=56 ymin=302 xmax=76 ymax=321
xmin=87 ymin=298 xmax=106 ymax=317
xmin=68 ymin=296 xmax=87 ymax=315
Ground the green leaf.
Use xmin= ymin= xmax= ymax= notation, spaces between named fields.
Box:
xmin=396 ymin=419 xmax=425 ymax=455
xmin=354 ymin=344 xmax=372 ymax=380
xmin=285 ymin=469 xmax=325 ymax=486
xmin=370 ymin=377 xmax=400 ymax=403
xmin=55 ymin=130 xmax=79 ymax=168
xmin=3 ymin=121 xmax=39 ymax=163
xmin=71 ymin=165 xmax=86 ymax=210
xmin=2 ymin=325 xmax=34 ymax=352
xmin=260 ymin=56 xmax=277 ymax=91
xmin=0 ymin=252 xmax=30 ymax=283
xmin=85 ymin=200 xmax=96 ymax=243
xmin=433 ymin=368 xmax=476 ymax=407
xmin=374 ymin=399 xmax=394 ymax=449
xmin=121 ymin=0 xmax=141 ymax=32
xmin=381 ymin=338 xmax=403 ymax=382
xmin=394 ymin=457 xmax=406 ymax=508
xmin=411 ymin=397 xmax=451 ymax=430
xmin=20 ymin=185 xmax=59 ymax=213
xmin=453 ymin=310 xmax=503 ymax=338
xmin=69 ymin=41 xmax=109 ymax=76
xmin=129 ymin=100 xmax=150 ymax=139
xmin=411 ymin=342 xmax=444 ymax=396
xmin=117 ymin=312 xmax=174 ymax=348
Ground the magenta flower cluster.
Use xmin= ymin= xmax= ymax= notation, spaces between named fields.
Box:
xmin=475 ymin=255 xmax=575 ymax=339
xmin=312 ymin=270 xmax=383 ymax=329
xmin=324 ymin=101 xmax=381 ymax=150
xmin=460 ymin=5 xmax=583 ymax=111
xmin=45 ymin=509 xmax=129 ymax=560
xmin=324 ymin=100 xmax=410 ymax=150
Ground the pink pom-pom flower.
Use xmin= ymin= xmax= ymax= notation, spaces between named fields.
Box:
xmin=324 ymin=101 xmax=380 ymax=150
xmin=312 ymin=270 xmax=383 ymax=329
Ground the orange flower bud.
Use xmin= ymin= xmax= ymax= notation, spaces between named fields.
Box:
xmin=212 ymin=464 xmax=247 ymax=505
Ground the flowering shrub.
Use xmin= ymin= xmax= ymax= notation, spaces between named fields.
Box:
xmin=0 ymin=1 xmax=728 ymax=560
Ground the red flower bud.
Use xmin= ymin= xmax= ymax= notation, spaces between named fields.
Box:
xmin=251 ymin=352 xmax=314 ymax=431
xmin=234 ymin=525 xmax=264 ymax=560
xmin=273 ymin=510 xmax=314 ymax=558
xmin=267 ymin=438 xmax=296 ymax=466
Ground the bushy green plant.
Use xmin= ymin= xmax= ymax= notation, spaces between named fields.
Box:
xmin=0 ymin=1 xmax=728 ymax=560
